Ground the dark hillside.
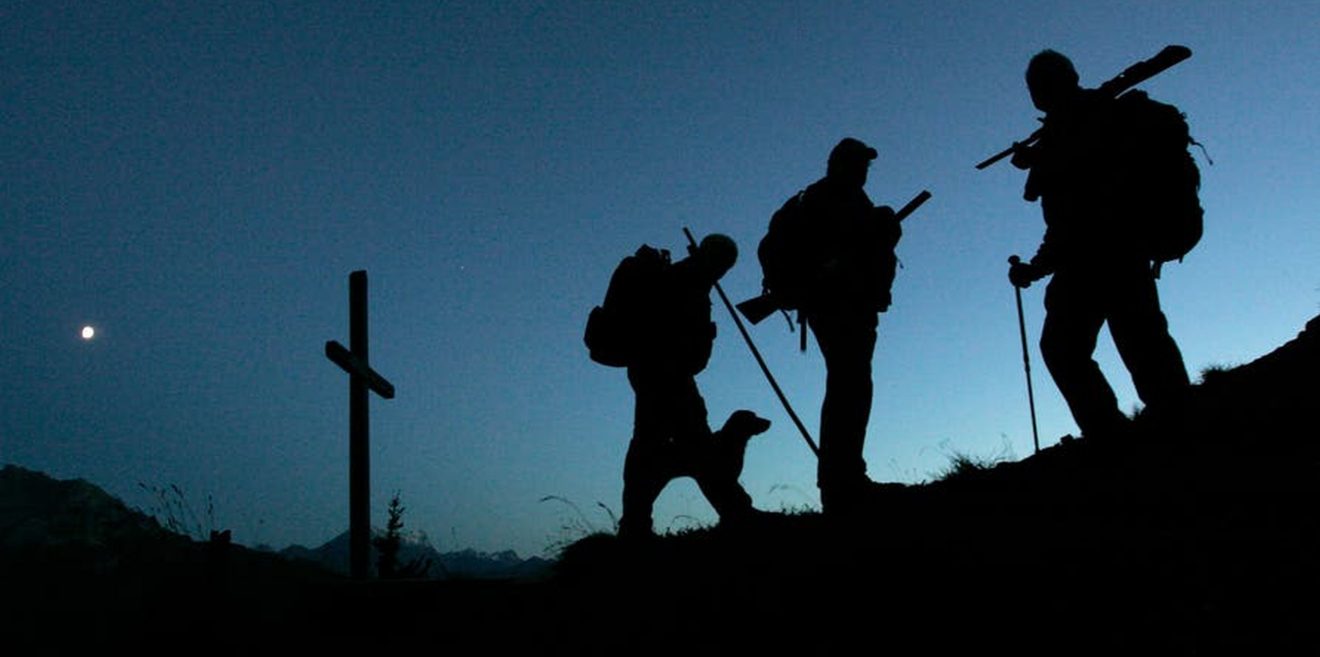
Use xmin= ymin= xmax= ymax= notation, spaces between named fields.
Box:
xmin=547 ymin=313 xmax=1320 ymax=653
xmin=0 ymin=466 xmax=342 ymax=648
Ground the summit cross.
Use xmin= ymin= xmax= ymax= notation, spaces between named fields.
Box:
xmin=325 ymin=270 xmax=395 ymax=580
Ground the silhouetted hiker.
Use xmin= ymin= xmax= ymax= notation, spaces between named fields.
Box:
xmin=1007 ymin=50 xmax=1193 ymax=440
xmin=756 ymin=138 xmax=903 ymax=513
xmin=586 ymin=234 xmax=772 ymax=539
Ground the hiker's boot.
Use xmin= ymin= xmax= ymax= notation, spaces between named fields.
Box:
xmin=1079 ymin=413 xmax=1133 ymax=443
xmin=1137 ymin=388 xmax=1193 ymax=436
xmin=820 ymin=478 xmax=908 ymax=517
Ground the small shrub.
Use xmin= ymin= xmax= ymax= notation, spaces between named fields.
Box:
xmin=373 ymin=492 xmax=431 ymax=579
xmin=932 ymin=443 xmax=1014 ymax=483
xmin=935 ymin=452 xmax=995 ymax=482
xmin=1197 ymin=362 xmax=1235 ymax=384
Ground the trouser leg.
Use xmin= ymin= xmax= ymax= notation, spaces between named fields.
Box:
xmin=1041 ymin=275 xmax=1128 ymax=437
xmin=809 ymin=310 xmax=877 ymax=489
xmin=1107 ymin=271 xmax=1190 ymax=409
xmin=620 ymin=437 xmax=672 ymax=536
xmin=620 ymin=368 xmax=717 ymax=534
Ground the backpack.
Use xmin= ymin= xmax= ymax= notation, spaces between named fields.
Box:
xmin=1114 ymin=89 xmax=1204 ymax=268
xmin=756 ymin=191 xmax=813 ymax=311
xmin=757 ymin=188 xmax=901 ymax=314
xmin=583 ymin=245 xmax=670 ymax=367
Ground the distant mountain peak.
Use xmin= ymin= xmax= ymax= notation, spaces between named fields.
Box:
xmin=279 ymin=528 xmax=548 ymax=580
xmin=0 ymin=464 xmax=167 ymax=551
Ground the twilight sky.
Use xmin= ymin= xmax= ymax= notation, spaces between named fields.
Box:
xmin=3 ymin=1 xmax=1317 ymax=558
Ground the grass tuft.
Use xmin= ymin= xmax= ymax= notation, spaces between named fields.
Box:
xmin=137 ymin=482 xmax=215 ymax=541
xmin=933 ymin=450 xmax=1005 ymax=483
xmin=540 ymin=495 xmax=619 ymax=555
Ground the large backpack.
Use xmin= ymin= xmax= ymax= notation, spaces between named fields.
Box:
xmin=1114 ymin=89 xmax=1204 ymax=269
xmin=756 ymin=190 xmax=814 ymax=311
xmin=583 ymin=245 xmax=670 ymax=367
xmin=757 ymin=189 xmax=900 ymax=314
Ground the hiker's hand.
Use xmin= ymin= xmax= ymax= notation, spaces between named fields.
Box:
xmin=1009 ymin=141 xmax=1036 ymax=170
xmin=1008 ymin=258 xmax=1042 ymax=289
xmin=872 ymin=205 xmax=901 ymax=247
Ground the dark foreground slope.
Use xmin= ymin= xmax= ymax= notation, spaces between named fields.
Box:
xmin=3 ymin=315 xmax=1316 ymax=653
xmin=544 ymin=315 xmax=1320 ymax=653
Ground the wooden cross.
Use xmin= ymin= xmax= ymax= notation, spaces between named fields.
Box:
xmin=325 ymin=270 xmax=395 ymax=580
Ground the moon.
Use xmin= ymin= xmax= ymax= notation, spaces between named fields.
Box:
xmin=81 ymin=325 xmax=96 ymax=340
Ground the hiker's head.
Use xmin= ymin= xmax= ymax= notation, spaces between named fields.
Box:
xmin=826 ymin=137 xmax=876 ymax=188
xmin=694 ymin=233 xmax=738 ymax=282
xmin=1026 ymin=49 xmax=1080 ymax=113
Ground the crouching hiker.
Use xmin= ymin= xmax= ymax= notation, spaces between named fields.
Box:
xmin=585 ymin=234 xmax=772 ymax=539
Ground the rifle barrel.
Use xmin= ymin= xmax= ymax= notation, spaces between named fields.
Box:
xmin=895 ymin=190 xmax=932 ymax=221
xmin=976 ymin=131 xmax=1041 ymax=170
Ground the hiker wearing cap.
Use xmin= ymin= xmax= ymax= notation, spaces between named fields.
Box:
xmin=1007 ymin=50 xmax=1192 ymax=440
xmin=612 ymin=234 xmax=772 ymax=539
xmin=759 ymin=138 xmax=902 ymax=513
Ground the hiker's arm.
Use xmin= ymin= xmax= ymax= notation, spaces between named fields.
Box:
xmin=1022 ymin=230 xmax=1058 ymax=283
xmin=1010 ymin=140 xmax=1040 ymax=171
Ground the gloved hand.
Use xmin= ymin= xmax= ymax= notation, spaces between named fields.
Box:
xmin=872 ymin=205 xmax=902 ymax=248
xmin=1008 ymin=257 xmax=1044 ymax=289
xmin=1009 ymin=141 xmax=1037 ymax=170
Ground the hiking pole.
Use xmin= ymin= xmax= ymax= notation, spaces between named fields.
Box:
xmin=684 ymin=227 xmax=820 ymax=458
xmin=1008 ymin=256 xmax=1041 ymax=454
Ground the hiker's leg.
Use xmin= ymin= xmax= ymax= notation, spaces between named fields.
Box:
xmin=655 ymin=377 xmax=759 ymax=519
xmin=620 ymin=368 xmax=683 ymax=537
xmin=1041 ymin=273 xmax=1127 ymax=437
xmin=810 ymin=309 xmax=877 ymax=489
xmin=620 ymin=451 xmax=664 ymax=536
xmin=1108 ymin=267 xmax=1190 ymax=410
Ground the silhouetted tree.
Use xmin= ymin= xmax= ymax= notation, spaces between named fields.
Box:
xmin=373 ymin=492 xmax=431 ymax=579
xmin=373 ymin=493 xmax=406 ymax=579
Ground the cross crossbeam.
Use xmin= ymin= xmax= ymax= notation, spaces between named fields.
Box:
xmin=325 ymin=341 xmax=395 ymax=399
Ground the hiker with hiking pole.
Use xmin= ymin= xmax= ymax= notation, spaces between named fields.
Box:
xmin=993 ymin=48 xmax=1200 ymax=443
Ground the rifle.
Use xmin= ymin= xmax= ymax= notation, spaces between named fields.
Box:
xmin=974 ymin=45 xmax=1192 ymax=170
xmin=737 ymin=189 xmax=932 ymax=325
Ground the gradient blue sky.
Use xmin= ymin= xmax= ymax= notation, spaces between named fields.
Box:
xmin=4 ymin=2 xmax=1317 ymax=557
